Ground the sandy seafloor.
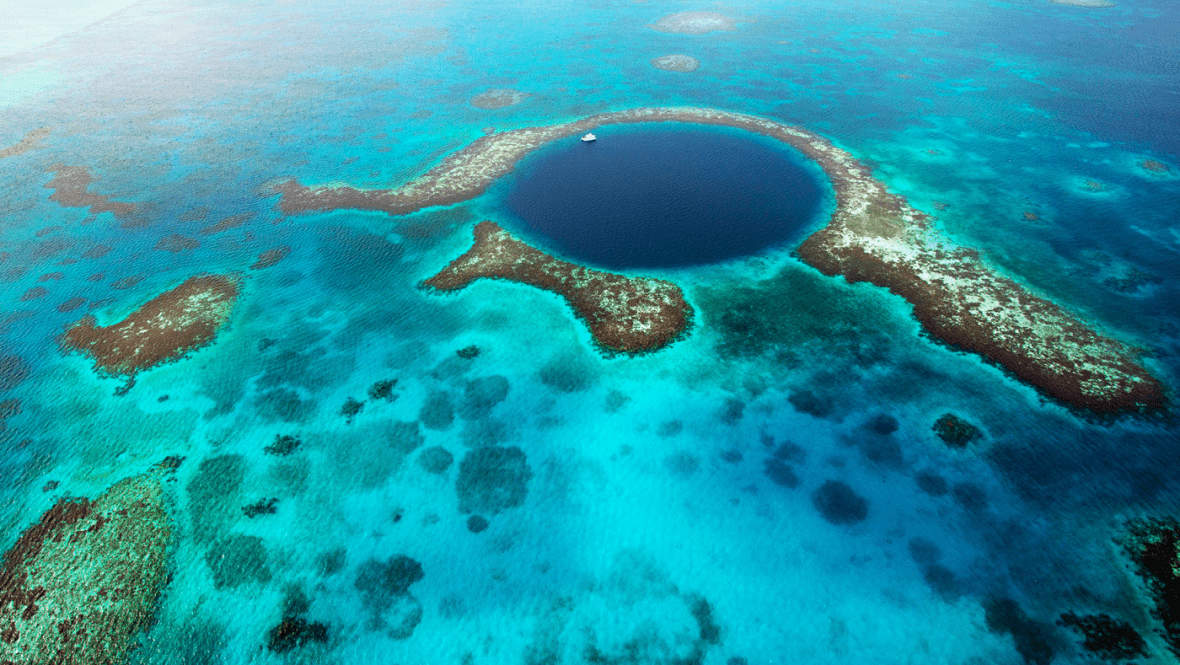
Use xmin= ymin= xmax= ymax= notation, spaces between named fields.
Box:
xmin=1 ymin=0 xmax=1179 ymax=663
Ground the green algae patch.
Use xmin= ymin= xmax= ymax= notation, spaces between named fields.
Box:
xmin=0 ymin=458 xmax=180 ymax=664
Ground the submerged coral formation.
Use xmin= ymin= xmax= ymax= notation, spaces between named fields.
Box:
xmin=44 ymin=163 xmax=136 ymax=218
xmin=0 ymin=459 xmax=179 ymax=665
xmin=424 ymin=222 xmax=693 ymax=354
xmin=1121 ymin=518 xmax=1180 ymax=655
xmin=61 ymin=274 xmax=240 ymax=385
xmin=470 ymin=88 xmax=530 ymax=110
xmin=932 ymin=413 xmax=980 ymax=449
xmin=1057 ymin=612 xmax=1148 ymax=660
xmin=651 ymin=54 xmax=701 ymax=72
xmin=0 ymin=127 xmax=50 ymax=159
xmin=649 ymin=11 xmax=737 ymax=34
xmin=279 ymin=106 xmax=1164 ymax=412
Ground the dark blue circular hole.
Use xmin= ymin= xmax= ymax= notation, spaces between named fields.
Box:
xmin=504 ymin=123 xmax=827 ymax=270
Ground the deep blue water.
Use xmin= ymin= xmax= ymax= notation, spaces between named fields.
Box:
xmin=505 ymin=125 xmax=825 ymax=268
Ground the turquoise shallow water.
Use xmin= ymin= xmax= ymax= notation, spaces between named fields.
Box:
xmin=0 ymin=0 xmax=1178 ymax=663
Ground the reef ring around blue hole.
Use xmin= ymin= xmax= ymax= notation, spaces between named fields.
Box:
xmin=502 ymin=123 xmax=828 ymax=270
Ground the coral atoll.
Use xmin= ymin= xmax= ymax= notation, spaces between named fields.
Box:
xmin=0 ymin=459 xmax=179 ymax=665
xmin=424 ymin=222 xmax=693 ymax=354
xmin=277 ymin=106 xmax=1165 ymax=413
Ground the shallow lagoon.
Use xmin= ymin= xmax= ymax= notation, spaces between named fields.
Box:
xmin=0 ymin=0 xmax=1178 ymax=663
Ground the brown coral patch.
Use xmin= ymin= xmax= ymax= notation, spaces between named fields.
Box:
xmin=110 ymin=275 xmax=146 ymax=290
xmin=0 ymin=355 xmax=30 ymax=391
xmin=0 ymin=127 xmax=50 ymax=159
xmin=57 ymin=297 xmax=86 ymax=313
xmin=44 ymin=164 xmax=136 ymax=218
xmin=250 ymin=246 xmax=291 ymax=270
xmin=424 ymin=222 xmax=692 ymax=354
xmin=1141 ymin=160 xmax=1170 ymax=173
xmin=200 ymin=213 xmax=251 ymax=236
xmin=61 ymin=274 xmax=240 ymax=378
xmin=80 ymin=244 xmax=113 ymax=260
xmin=470 ymin=89 xmax=530 ymax=110
xmin=20 ymin=287 xmax=47 ymax=302
xmin=154 ymin=234 xmax=200 ymax=253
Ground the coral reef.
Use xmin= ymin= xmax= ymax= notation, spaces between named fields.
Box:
xmin=1141 ymin=160 xmax=1170 ymax=173
xmin=250 ymin=246 xmax=291 ymax=270
xmin=0 ymin=459 xmax=179 ymax=665
xmin=265 ymin=434 xmax=301 ymax=456
xmin=1057 ymin=612 xmax=1148 ymax=660
xmin=154 ymin=234 xmax=200 ymax=253
xmin=340 ymin=397 xmax=364 ymax=423
xmin=455 ymin=345 xmax=480 ymax=359
xmin=932 ymin=413 xmax=980 ymax=449
xmin=470 ymin=89 xmax=530 ymax=110
xmin=0 ymin=127 xmax=50 ymax=159
xmin=368 ymin=379 xmax=398 ymax=401
xmin=651 ymin=54 xmax=701 ymax=72
xmin=243 ymin=498 xmax=279 ymax=518
xmin=267 ymin=617 xmax=328 ymax=653
xmin=44 ymin=164 xmax=136 ymax=218
xmin=1121 ymin=518 xmax=1180 ymax=655
xmin=61 ymin=274 xmax=240 ymax=385
xmin=649 ymin=11 xmax=737 ymax=34
xmin=424 ymin=222 xmax=693 ymax=354
xmin=277 ymin=106 xmax=1164 ymax=412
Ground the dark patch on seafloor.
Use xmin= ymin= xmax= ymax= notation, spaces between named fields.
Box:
xmin=418 ymin=446 xmax=454 ymax=474
xmin=983 ymin=598 xmax=1060 ymax=665
xmin=506 ymin=125 xmax=824 ymax=269
xmin=354 ymin=555 xmax=425 ymax=638
xmin=187 ymin=455 xmax=245 ymax=543
xmin=1057 ymin=612 xmax=1149 ymax=661
xmin=456 ymin=446 xmax=532 ymax=516
xmin=205 ymin=534 xmax=272 ymax=589
xmin=811 ymin=480 xmax=868 ymax=525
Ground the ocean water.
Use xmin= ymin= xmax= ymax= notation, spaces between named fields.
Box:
xmin=0 ymin=0 xmax=1177 ymax=663
xmin=503 ymin=123 xmax=827 ymax=269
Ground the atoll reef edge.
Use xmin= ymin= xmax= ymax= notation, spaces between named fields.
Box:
xmin=279 ymin=107 xmax=1166 ymax=415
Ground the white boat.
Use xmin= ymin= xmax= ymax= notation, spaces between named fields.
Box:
xmin=581 ymin=133 xmax=596 ymax=142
